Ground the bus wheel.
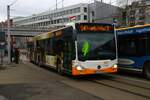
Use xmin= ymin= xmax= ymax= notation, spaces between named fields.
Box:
xmin=57 ymin=58 xmax=64 ymax=75
xmin=143 ymin=62 xmax=150 ymax=80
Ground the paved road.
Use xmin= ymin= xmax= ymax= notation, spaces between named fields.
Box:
xmin=0 ymin=63 xmax=102 ymax=100
xmin=0 ymin=61 xmax=149 ymax=100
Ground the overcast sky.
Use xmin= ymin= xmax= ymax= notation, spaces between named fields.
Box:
xmin=0 ymin=0 xmax=116 ymax=22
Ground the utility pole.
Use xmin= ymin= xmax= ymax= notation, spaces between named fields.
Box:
xmin=7 ymin=5 xmax=11 ymax=64
xmin=62 ymin=0 xmax=64 ymax=26
xmin=62 ymin=0 xmax=64 ymax=8
xmin=7 ymin=0 xmax=18 ymax=64
xmin=56 ymin=0 xmax=57 ymax=10
xmin=94 ymin=0 xmax=97 ymax=22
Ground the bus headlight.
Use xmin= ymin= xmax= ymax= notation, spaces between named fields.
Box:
xmin=113 ymin=64 xmax=118 ymax=68
xmin=76 ymin=65 xmax=84 ymax=71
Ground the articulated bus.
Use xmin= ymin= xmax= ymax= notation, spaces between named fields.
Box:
xmin=117 ymin=24 xmax=150 ymax=79
xmin=29 ymin=23 xmax=118 ymax=75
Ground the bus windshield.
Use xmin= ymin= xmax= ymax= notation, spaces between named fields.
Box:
xmin=77 ymin=32 xmax=116 ymax=61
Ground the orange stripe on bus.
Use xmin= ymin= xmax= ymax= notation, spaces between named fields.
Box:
xmin=72 ymin=67 xmax=117 ymax=76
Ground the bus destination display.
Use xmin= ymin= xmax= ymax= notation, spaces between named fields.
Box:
xmin=76 ymin=23 xmax=114 ymax=32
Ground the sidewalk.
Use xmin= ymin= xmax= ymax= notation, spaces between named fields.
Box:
xmin=0 ymin=53 xmax=29 ymax=63
xmin=0 ymin=54 xmax=29 ymax=72
xmin=0 ymin=56 xmax=9 ymax=65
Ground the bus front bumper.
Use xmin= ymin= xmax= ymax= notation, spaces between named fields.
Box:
xmin=72 ymin=66 xmax=118 ymax=76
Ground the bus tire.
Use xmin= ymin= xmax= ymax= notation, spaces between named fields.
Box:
xmin=143 ymin=62 xmax=150 ymax=80
xmin=57 ymin=58 xmax=64 ymax=75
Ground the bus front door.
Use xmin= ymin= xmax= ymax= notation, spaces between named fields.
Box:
xmin=63 ymin=40 xmax=73 ymax=73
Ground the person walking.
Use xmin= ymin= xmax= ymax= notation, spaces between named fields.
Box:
xmin=11 ymin=48 xmax=14 ymax=62
xmin=14 ymin=48 xmax=20 ymax=64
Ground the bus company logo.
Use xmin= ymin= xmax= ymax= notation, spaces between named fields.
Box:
xmin=103 ymin=61 xmax=109 ymax=66
xmin=136 ymin=27 xmax=150 ymax=33
xmin=79 ymin=25 xmax=113 ymax=32
xmin=118 ymin=30 xmax=133 ymax=35
xmin=118 ymin=58 xmax=135 ymax=65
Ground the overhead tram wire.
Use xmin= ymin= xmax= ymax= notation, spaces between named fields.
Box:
xmin=46 ymin=0 xmax=65 ymax=11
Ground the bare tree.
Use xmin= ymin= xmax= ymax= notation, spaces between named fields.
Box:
xmin=116 ymin=0 xmax=139 ymax=8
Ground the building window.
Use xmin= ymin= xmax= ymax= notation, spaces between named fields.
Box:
xmin=66 ymin=18 xmax=69 ymax=22
xmin=84 ymin=7 xmax=87 ymax=12
xmin=66 ymin=10 xmax=69 ymax=14
xmin=59 ymin=12 xmax=61 ymax=16
xmin=54 ymin=20 xmax=56 ymax=24
xmin=139 ymin=16 xmax=145 ymax=20
xmin=92 ymin=11 xmax=95 ymax=16
xmin=70 ymin=9 xmax=73 ymax=14
xmin=62 ymin=11 xmax=65 ymax=15
xmin=129 ymin=17 xmax=135 ymax=22
xmin=57 ymin=19 xmax=60 ymax=23
xmin=56 ymin=13 xmax=59 ymax=17
xmin=51 ymin=21 xmax=53 ymax=24
xmin=54 ymin=13 xmax=56 ymax=17
xmin=77 ymin=15 xmax=81 ymax=21
xmin=72 ymin=9 xmax=75 ymax=13
xmin=139 ymin=8 xmax=145 ymax=14
xmin=75 ymin=8 xmax=78 ymax=13
xmin=51 ymin=14 xmax=54 ymax=17
xmin=130 ymin=10 xmax=135 ymax=15
xmin=77 ymin=7 xmax=80 ymax=12
xmin=84 ymin=15 xmax=87 ymax=20
xmin=64 ymin=11 xmax=66 ymax=15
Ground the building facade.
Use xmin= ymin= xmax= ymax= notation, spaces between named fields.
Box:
xmin=14 ymin=3 xmax=88 ymax=28
xmin=13 ymin=1 xmax=123 ymax=28
xmin=0 ymin=19 xmax=13 ymax=29
xmin=126 ymin=0 xmax=150 ymax=26
xmin=89 ymin=1 xmax=122 ymax=25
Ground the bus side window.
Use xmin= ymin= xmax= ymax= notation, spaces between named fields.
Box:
xmin=46 ymin=39 xmax=50 ymax=55
xmin=55 ymin=40 xmax=64 ymax=54
xmin=126 ymin=39 xmax=137 ymax=56
xmin=148 ymin=34 xmax=150 ymax=54
xmin=145 ymin=33 xmax=150 ymax=55
xmin=45 ymin=38 xmax=55 ymax=55
xmin=138 ymin=37 xmax=146 ymax=56
xmin=36 ymin=41 xmax=39 ymax=48
xmin=118 ymin=38 xmax=127 ymax=56
xmin=119 ymin=38 xmax=137 ymax=56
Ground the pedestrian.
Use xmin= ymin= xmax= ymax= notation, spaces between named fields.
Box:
xmin=11 ymin=48 xmax=14 ymax=62
xmin=14 ymin=48 xmax=20 ymax=64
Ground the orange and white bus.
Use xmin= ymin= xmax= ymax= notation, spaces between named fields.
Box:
xmin=29 ymin=23 xmax=118 ymax=75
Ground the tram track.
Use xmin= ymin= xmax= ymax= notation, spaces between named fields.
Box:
xmin=98 ymin=73 xmax=150 ymax=89
xmin=90 ymin=74 xmax=150 ymax=99
xmin=107 ymin=77 xmax=150 ymax=90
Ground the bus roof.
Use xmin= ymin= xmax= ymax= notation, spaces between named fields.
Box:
xmin=34 ymin=23 xmax=114 ymax=41
xmin=116 ymin=24 xmax=150 ymax=35
xmin=34 ymin=26 xmax=72 ymax=41
xmin=34 ymin=32 xmax=52 ymax=40
xmin=116 ymin=24 xmax=150 ymax=31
